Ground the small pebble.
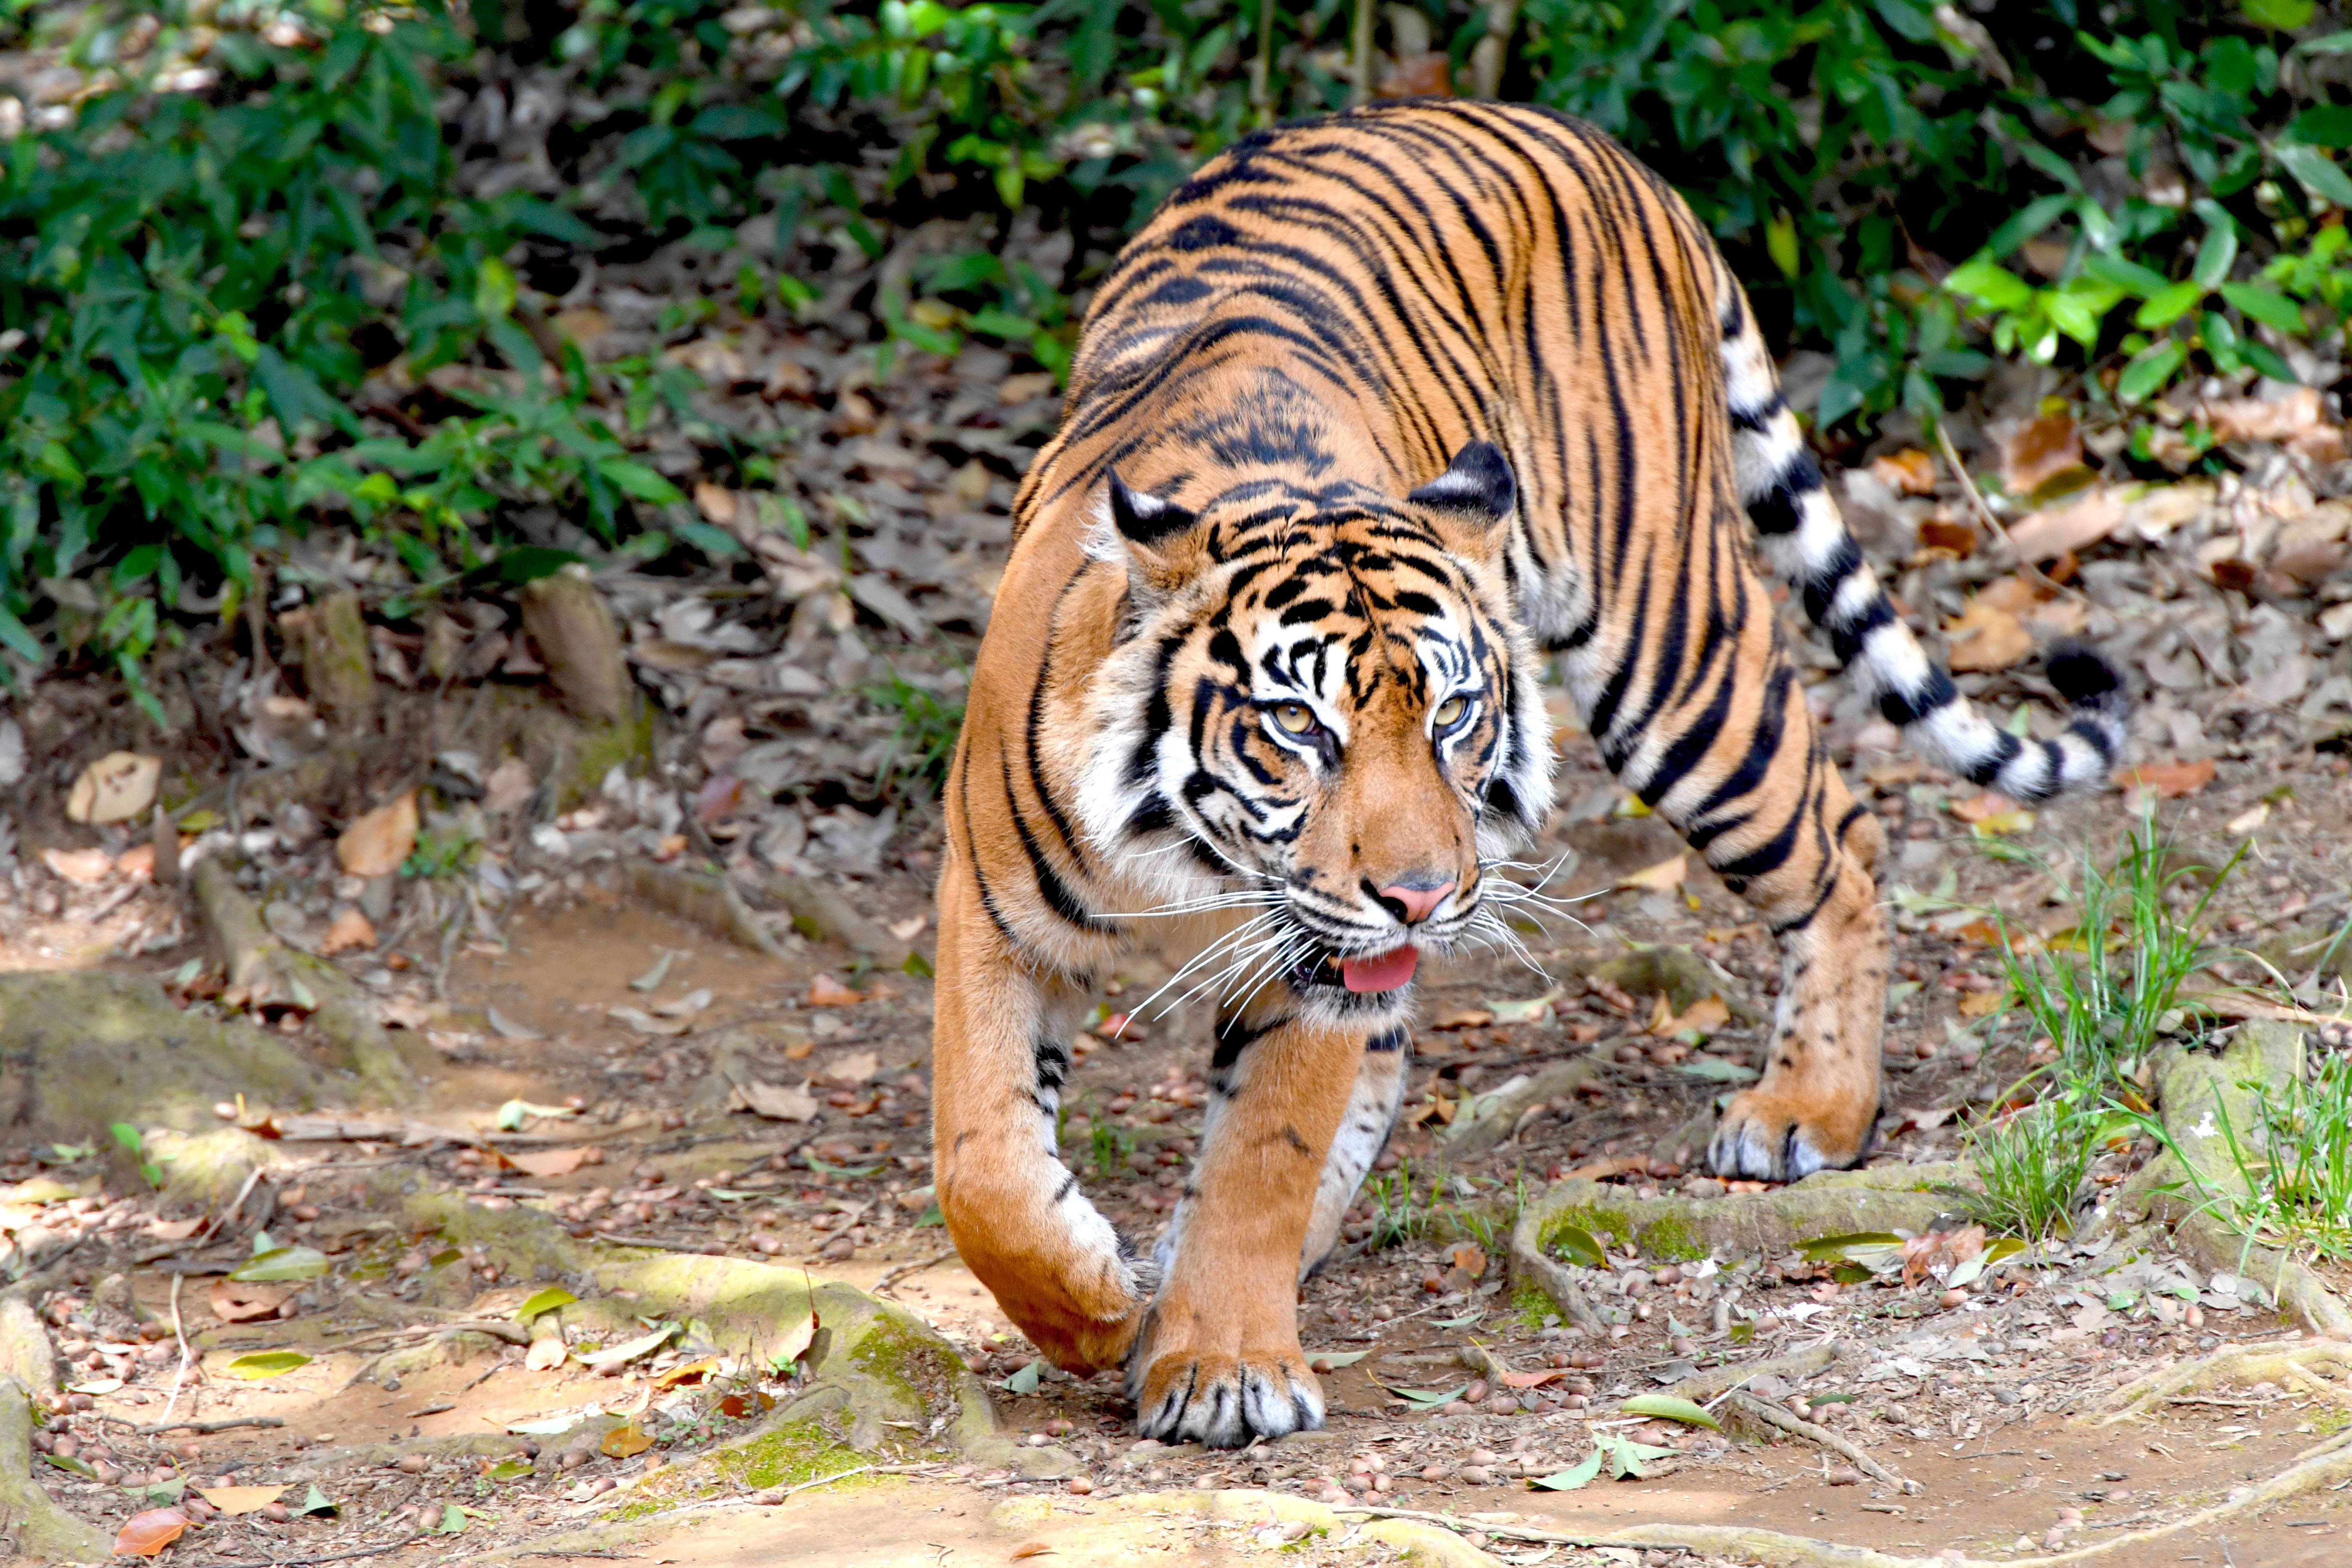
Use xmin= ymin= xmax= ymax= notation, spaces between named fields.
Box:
xmin=1824 ymin=1465 xmax=1863 ymax=1486
xmin=1456 ymin=1465 xmax=1492 ymax=1485
xmin=1940 ymin=1288 xmax=1967 ymax=1309
xmin=397 ymin=1453 xmax=429 ymax=1474
xmin=1067 ymin=1477 xmax=1094 ymax=1495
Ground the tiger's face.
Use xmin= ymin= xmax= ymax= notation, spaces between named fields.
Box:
xmin=1075 ymin=442 xmax=1556 ymax=1020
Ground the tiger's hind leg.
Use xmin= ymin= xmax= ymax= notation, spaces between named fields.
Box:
xmin=1128 ymin=998 xmax=1370 ymax=1446
xmin=1607 ymin=617 xmax=1891 ymax=1183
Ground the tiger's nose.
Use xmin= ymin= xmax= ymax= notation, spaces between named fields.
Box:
xmin=1378 ymin=880 xmax=1456 ymax=926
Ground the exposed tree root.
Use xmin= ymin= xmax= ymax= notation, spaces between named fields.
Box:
xmin=2085 ymin=1337 xmax=2352 ymax=1426
xmin=1666 ymin=1345 xmax=1834 ymax=1404
xmin=1722 ymin=1390 xmax=1919 ymax=1494
xmin=1445 ymin=1058 xmax=1599 ymax=1158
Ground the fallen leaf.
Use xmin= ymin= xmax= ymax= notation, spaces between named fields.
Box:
xmin=1448 ymin=1243 xmax=1488 ymax=1280
xmin=2202 ymin=386 xmax=2327 ymax=445
xmin=513 ymin=1287 xmax=580 ymax=1324
xmin=1530 ymin=1449 xmax=1606 ymax=1491
xmin=2115 ymin=759 xmax=2216 ymax=799
xmin=1307 ymin=1349 xmax=1372 ymax=1370
xmin=693 ymin=481 xmax=739 ymax=525
xmin=821 ymin=1049 xmax=880 ymax=1085
xmin=1647 ymin=993 xmax=1731 ymax=1037
xmin=808 ymin=973 xmax=863 ymax=1007
xmin=337 ymin=792 xmax=418 ymax=878
xmin=69 ymin=1376 xmax=124 ymax=1395
xmin=1870 ymin=449 xmax=1938 ymax=495
xmin=1486 ymin=987 xmax=1563 ymax=1024
xmin=577 ymin=1323 xmax=677 ymax=1372
xmin=1617 ymin=854 xmax=1687 ymax=892
xmin=1947 ymin=792 xmax=2017 ymax=824
xmin=207 ymin=1279 xmax=290 ymax=1324
xmin=1498 ymin=1368 xmax=1566 ymax=1388
xmin=629 ymin=951 xmax=679 ymax=992
xmin=887 ymin=913 xmax=927 ymax=940
xmin=1432 ymin=1007 xmax=1494 ymax=1030
xmin=67 ymin=751 xmax=162 ymax=825
xmin=1957 ymin=989 xmax=2006 ymax=1018
xmin=495 ymin=1099 xmax=577 ymax=1130
xmin=483 ymin=759 xmax=535 ymax=814
xmin=230 ymin=1246 xmax=329 ymax=1282
xmin=1916 ymin=517 xmax=1977 ymax=557
xmin=41 ymin=846 xmax=115 ymax=884
xmin=196 ymin=1485 xmax=286 ymax=1517
xmin=509 ymin=1147 xmax=591 ymax=1178
xmin=2005 ymin=485 xmax=2122 ymax=564
xmin=316 ymin=907 xmax=377 ymax=955
xmin=1943 ymin=599 xmax=2034 ymax=672
xmin=731 ymin=1080 xmax=820 ymax=1121
xmin=1619 ymin=1393 xmax=1723 ymax=1430
xmin=114 ymin=1508 xmax=190 ymax=1557
xmin=226 ymin=1350 xmax=310 ymax=1379
xmin=149 ymin=1217 xmax=203 ymax=1241
xmin=652 ymin=1356 xmax=719 ymax=1390
xmin=605 ymin=1005 xmax=691 ymax=1036
xmin=297 ymin=1484 xmax=336 ymax=1516
xmin=650 ymin=988 xmax=713 ymax=1018
xmin=1010 ymin=1545 xmax=1056 ymax=1561
xmin=1999 ymin=411 xmax=2086 ymax=497
xmin=2226 ymin=801 xmax=2270 ymax=835
xmin=525 ymin=1337 xmax=568 ymax=1371
xmin=773 ymin=1296 xmax=820 ymax=1370
xmin=117 ymin=843 xmax=157 ymax=880
xmin=485 ymin=1005 xmax=543 ymax=1040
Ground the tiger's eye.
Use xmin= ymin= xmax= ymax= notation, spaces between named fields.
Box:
xmin=1273 ymin=702 xmax=1317 ymax=735
xmin=1432 ymin=694 xmax=1469 ymax=728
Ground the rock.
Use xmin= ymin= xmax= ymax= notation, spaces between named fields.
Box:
xmin=0 ymin=1379 xmax=113 ymax=1563
xmin=522 ymin=568 xmax=632 ymax=725
xmin=0 ymin=971 xmax=332 ymax=1140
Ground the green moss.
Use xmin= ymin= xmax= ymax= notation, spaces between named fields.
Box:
xmin=561 ymin=712 xmax=653 ymax=809
xmin=708 ymin=1416 xmax=863 ymax=1491
xmin=1511 ymin=1282 xmax=1554 ymax=1329
xmin=1633 ymin=1213 xmax=1707 ymax=1263
xmin=845 ymin=1309 xmax=961 ymax=1415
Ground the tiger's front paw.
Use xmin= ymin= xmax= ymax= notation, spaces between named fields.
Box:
xmin=1707 ymin=1084 xmax=1874 ymax=1183
xmin=1128 ymin=1327 xmax=1323 ymax=1448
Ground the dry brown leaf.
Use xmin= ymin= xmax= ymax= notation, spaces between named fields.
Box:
xmin=483 ymin=758 xmax=536 ymax=814
xmin=1916 ymin=517 xmax=1977 ymax=557
xmin=1943 ymin=600 xmax=2033 ymax=673
xmin=1947 ymin=791 xmax=2019 ymax=825
xmin=775 ymin=1295 xmax=820 ymax=1368
xmin=67 ymin=751 xmax=162 ymax=825
xmin=196 ymin=1485 xmax=286 ymax=1517
xmin=1432 ymin=1007 xmax=1494 ymax=1030
xmin=1870 ymin=449 xmax=1938 ymax=496
xmin=114 ymin=1508 xmax=190 ymax=1557
xmin=1558 ymin=1154 xmax=1648 ymax=1183
xmin=1447 ymin=1243 xmax=1488 ymax=1280
xmin=208 ymin=1279 xmax=291 ymax=1323
xmin=1999 ymin=411 xmax=2085 ymax=497
xmin=1617 ymin=854 xmax=1687 ymax=892
xmin=732 ymin=1079 xmax=820 ymax=1122
xmin=2005 ymin=486 xmax=2122 ymax=564
xmin=2115 ymin=759 xmax=2216 ymax=799
xmin=148 ymin=1217 xmax=204 ymax=1241
xmin=117 ymin=843 xmax=157 ymax=881
xmin=600 ymin=1423 xmax=654 ymax=1458
xmin=41 ymin=846 xmax=115 ymax=884
xmin=1498 ymin=1368 xmax=1566 ymax=1389
xmin=1957 ymin=989 xmax=2005 ymax=1018
xmin=509 ymin=1146 xmax=591 ymax=1178
xmin=693 ymin=481 xmax=739 ymax=525
xmin=2202 ymin=387 xmax=2326 ymax=445
xmin=808 ymin=973 xmax=863 ymax=1007
xmin=337 ymin=792 xmax=418 ymax=878
xmin=525 ymin=1336 xmax=568 ymax=1371
xmin=1648 ymin=993 xmax=1731 ymax=1036
xmin=652 ymin=1356 xmax=720 ymax=1391
xmin=821 ymin=1049 xmax=879 ymax=1085
xmin=1010 ymin=1544 xmax=1057 ymax=1561
xmin=316 ymin=906 xmax=377 ymax=956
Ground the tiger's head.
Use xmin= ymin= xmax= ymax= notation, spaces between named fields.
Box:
xmin=1073 ymin=441 xmax=1556 ymax=1020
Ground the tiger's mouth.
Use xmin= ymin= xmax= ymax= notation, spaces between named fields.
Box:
xmin=1287 ymin=943 xmax=1421 ymax=993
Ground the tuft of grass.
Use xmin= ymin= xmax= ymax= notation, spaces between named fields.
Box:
xmin=2190 ymin=1054 xmax=2352 ymax=1268
xmin=1957 ymin=1102 xmax=2097 ymax=1244
xmin=868 ymin=671 xmax=966 ymax=798
xmin=1088 ymin=1120 xmax=1135 ymax=1183
xmin=1980 ymin=805 xmax=2243 ymax=1099
xmin=1363 ymin=1162 xmax=1430 ymax=1252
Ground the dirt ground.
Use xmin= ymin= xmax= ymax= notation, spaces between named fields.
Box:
xmin=6 ymin=673 xmax=2352 ymax=1568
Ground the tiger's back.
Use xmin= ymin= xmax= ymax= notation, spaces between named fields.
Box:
xmin=934 ymin=101 xmax=2125 ymax=1448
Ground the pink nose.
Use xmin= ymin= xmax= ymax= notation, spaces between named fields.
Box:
xmin=1380 ymin=881 xmax=1456 ymax=926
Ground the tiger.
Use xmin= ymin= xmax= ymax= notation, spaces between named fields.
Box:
xmin=929 ymin=99 xmax=2128 ymax=1448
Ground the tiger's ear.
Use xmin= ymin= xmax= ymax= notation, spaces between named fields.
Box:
xmin=1103 ymin=471 xmax=1207 ymax=602
xmin=1408 ymin=441 xmax=1517 ymax=524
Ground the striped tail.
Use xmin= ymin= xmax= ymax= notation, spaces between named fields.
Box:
xmin=1711 ymin=273 xmax=2129 ymax=805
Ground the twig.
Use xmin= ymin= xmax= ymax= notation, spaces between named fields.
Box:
xmin=98 ymin=1414 xmax=286 ymax=1436
xmin=180 ymin=1530 xmax=423 ymax=1568
xmin=749 ymin=1463 xmax=876 ymax=1503
xmin=1326 ymin=1505 xmax=1693 ymax=1551
xmin=1724 ymin=1389 xmax=1921 ymax=1494
xmin=160 ymin=1273 xmax=192 ymax=1424
xmin=325 ymin=1318 xmax=534 ymax=1352
xmin=871 ymin=1248 xmax=957 ymax=1293
xmin=1932 ymin=421 xmax=2080 ymax=600
xmin=596 ymin=1234 xmax=724 ymax=1255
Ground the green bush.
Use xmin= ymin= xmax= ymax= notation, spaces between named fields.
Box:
xmin=12 ymin=0 xmax=2352 ymax=721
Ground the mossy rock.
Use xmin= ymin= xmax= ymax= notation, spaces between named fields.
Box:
xmin=0 ymin=972 xmax=332 ymax=1141
xmin=1521 ymin=1163 xmax=1974 ymax=1269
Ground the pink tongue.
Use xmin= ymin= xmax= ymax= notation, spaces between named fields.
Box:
xmin=1341 ymin=946 xmax=1421 ymax=994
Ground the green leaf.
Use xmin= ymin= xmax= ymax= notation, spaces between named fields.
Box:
xmin=2289 ymin=106 xmax=2352 ymax=148
xmin=227 ymin=1350 xmax=312 ymax=1379
xmin=109 ymin=1122 xmax=144 ymax=1155
xmin=1307 ymin=1349 xmax=1372 ymax=1370
xmin=44 ymin=1451 xmax=98 ymax=1479
xmin=1003 ymin=1358 xmax=1042 ymax=1394
xmin=1379 ymin=1380 xmax=1473 ymax=1407
xmin=1674 ymin=1056 xmax=1759 ymax=1084
xmin=297 ymin=1484 xmax=336 ymax=1516
xmin=2244 ymin=0 xmax=2315 ymax=29
xmin=1530 ymin=1448 xmax=1605 ymax=1490
xmin=1798 ymin=1231 xmax=1905 ymax=1261
xmin=2241 ymin=337 xmax=2302 ymax=384
xmin=2134 ymin=280 xmax=2208 ymax=329
xmin=430 ymin=1501 xmax=468 ymax=1534
xmin=2219 ymin=282 xmax=2306 ymax=334
xmin=1766 ymin=211 xmax=1800 ymax=280
xmin=1944 ymin=257 xmax=2034 ymax=312
xmin=2117 ymin=340 xmax=2188 ymax=403
xmin=2082 ymin=253 xmax=2170 ymax=297
xmin=471 ymin=547 xmax=584 ymax=588
xmin=593 ymin=458 xmax=684 ymax=504
xmin=487 ymin=1459 xmax=534 ymax=1482
xmin=514 ymin=1287 xmax=578 ymax=1323
xmin=253 ymin=346 xmax=350 ymax=435
xmin=230 ymin=1245 xmax=329 ymax=1282
xmin=2192 ymin=222 xmax=2240 ymax=290
xmin=1546 ymin=1223 xmax=1607 ymax=1269
xmin=1618 ymin=1394 xmax=1723 ymax=1431
xmin=2276 ymin=143 xmax=2352 ymax=209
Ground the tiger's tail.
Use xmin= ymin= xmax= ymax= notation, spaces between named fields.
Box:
xmin=1711 ymin=272 xmax=2129 ymax=804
